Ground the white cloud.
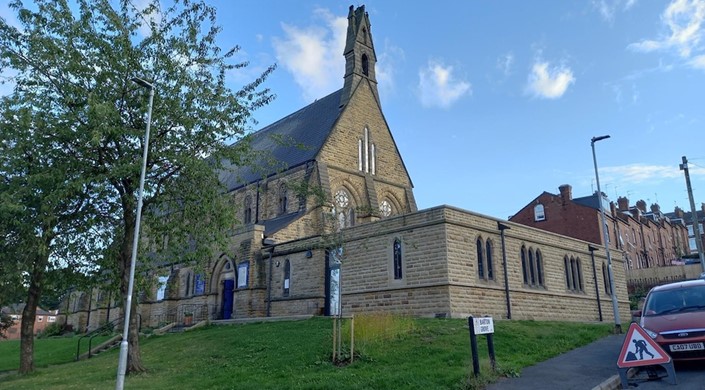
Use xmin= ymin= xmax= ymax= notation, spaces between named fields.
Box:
xmin=689 ymin=54 xmax=705 ymax=68
xmin=628 ymin=0 xmax=705 ymax=60
xmin=130 ymin=0 xmax=162 ymax=38
xmin=497 ymin=52 xmax=514 ymax=76
xmin=525 ymin=60 xmax=575 ymax=99
xmin=376 ymin=39 xmax=404 ymax=97
xmin=601 ymin=163 xmax=705 ymax=184
xmin=417 ymin=60 xmax=471 ymax=109
xmin=593 ymin=0 xmax=638 ymax=23
xmin=272 ymin=8 xmax=346 ymax=102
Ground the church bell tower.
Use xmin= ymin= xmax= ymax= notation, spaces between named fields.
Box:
xmin=340 ymin=5 xmax=379 ymax=107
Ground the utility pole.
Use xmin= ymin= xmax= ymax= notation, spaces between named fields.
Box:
xmin=680 ymin=156 xmax=705 ymax=272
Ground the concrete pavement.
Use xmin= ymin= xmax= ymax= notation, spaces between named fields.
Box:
xmin=486 ymin=333 xmax=627 ymax=390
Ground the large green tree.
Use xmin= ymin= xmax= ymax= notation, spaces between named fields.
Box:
xmin=0 ymin=0 xmax=273 ymax=374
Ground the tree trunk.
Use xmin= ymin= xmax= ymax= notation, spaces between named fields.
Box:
xmin=19 ymin=257 xmax=46 ymax=374
xmin=119 ymin=216 xmax=147 ymax=374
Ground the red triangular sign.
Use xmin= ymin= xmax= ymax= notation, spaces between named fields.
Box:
xmin=617 ymin=322 xmax=671 ymax=368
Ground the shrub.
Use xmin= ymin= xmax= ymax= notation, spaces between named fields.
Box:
xmin=38 ymin=322 xmax=65 ymax=338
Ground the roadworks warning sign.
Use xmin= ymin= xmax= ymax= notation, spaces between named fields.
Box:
xmin=617 ymin=322 xmax=671 ymax=368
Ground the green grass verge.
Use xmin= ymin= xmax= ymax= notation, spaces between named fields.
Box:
xmin=0 ymin=334 xmax=113 ymax=373
xmin=0 ymin=318 xmax=611 ymax=390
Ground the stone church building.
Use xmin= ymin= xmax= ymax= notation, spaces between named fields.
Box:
xmin=64 ymin=5 xmax=629 ymax=332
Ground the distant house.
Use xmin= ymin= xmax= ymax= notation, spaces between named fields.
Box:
xmin=0 ymin=304 xmax=58 ymax=340
xmin=510 ymin=184 xmax=690 ymax=270
xmin=665 ymin=204 xmax=705 ymax=256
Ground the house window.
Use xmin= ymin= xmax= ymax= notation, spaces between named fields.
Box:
xmin=156 ymin=276 xmax=168 ymax=301
xmin=283 ymin=259 xmax=291 ymax=297
xmin=237 ymin=261 xmax=249 ymax=288
xmin=565 ymin=256 xmax=584 ymax=292
xmin=477 ymin=238 xmax=485 ymax=279
xmin=278 ymin=184 xmax=288 ymax=215
xmin=37 ymin=316 xmax=43 ymax=322
xmin=534 ymin=204 xmax=545 ymax=221
xmin=244 ymin=195 xmax=252 ymax=224
xmin=393 ymin=238 xmax=403 ymax=280
xmin=48 ymin=316 xmax=56 ymax=323
xmin=602 ymin=262 xmax=612 ymax=295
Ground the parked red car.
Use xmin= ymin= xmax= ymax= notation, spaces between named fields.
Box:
xmin=638 ymin=279 xmax=705 ymax=361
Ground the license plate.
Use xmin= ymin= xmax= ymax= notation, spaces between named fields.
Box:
xmin=669 ymin=342 xmax=705 ymax=352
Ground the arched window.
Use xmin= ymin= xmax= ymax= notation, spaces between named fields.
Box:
xmin=244 ymin=195 xmax=252 ymax=224
xmin=477 ymin=238 xmax=485 ymax=279
xmin=576 ymin=258 xmax=584 ymax=291
xmin=486 ymin=239 xmax=494 ymax=280
xmin=380 ymin=199 xmax=392 ymax=217
xmin=283 ymin=259 xmax=291 ymax=297
xmin=534 ymin=204 xmax=546 ymax=221
xmin=184 ymin=272 xmax=192 ymax=297
xmin=278 ymin=184 xmax=288 ymax=215
xmin=334 ymin=189 xmax=354 ymax=229
xmin=536 ymin=250 xmax=544 ymax=287
xmin=529 ymin=249 xmax=536 ymax=285
xmin=156 ymin=275 xmax=169 ymax=301
xmin=194 ymin=273 xmax=206 ymax=295
xmin=564 ymin=256 xmax=572 ymax=289
xmin=362 ymin=53 xmax=369 ymax=76
xmin=566 ymin=256 xmax=584 ymax=292
xmin=393 ymin=238 xmax=403 ymax=280
xmin=358 ymin=128 xmax=376 ymax=175
xmin=521 ymin=246 xmax=529 ymax=285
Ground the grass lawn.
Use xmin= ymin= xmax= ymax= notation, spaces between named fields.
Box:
xmin=0 ymin=334 xmax=113 ymax=373
xmin=0 ymin=317 xmax=612 ymax=390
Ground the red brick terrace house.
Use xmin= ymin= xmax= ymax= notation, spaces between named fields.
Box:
xmin=510 ymin=184 xmax=690 ymax=270
xmin=1 ymin=304 xmax=58 ymax=340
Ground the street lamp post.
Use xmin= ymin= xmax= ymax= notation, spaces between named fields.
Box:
xmin=116 ymin=77 xmax=154 ymax=390
xmin=591 ymin=135 xmax=621 ymax=334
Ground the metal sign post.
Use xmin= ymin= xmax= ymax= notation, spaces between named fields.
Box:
xmin=468 ymin=316 xmax=496 ymax=377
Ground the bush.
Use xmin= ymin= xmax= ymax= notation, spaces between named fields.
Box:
xmin=38 ymin=322 xmax=65 ymax=338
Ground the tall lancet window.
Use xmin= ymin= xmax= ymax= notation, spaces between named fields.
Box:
xmin=362 ymin=54 xmax=369 ymax=76
xmin=358 ymin=127 xmax=376 ymax=175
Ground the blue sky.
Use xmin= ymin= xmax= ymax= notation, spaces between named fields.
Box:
xmin=2 ymin=0 xmax=705 ymax=220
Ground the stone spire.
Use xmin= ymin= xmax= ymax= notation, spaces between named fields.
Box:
xmin=340 ymin=5 xmax=379 ymax=107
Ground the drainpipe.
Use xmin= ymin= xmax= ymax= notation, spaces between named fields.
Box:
xmin=263 ymin=238 xmax=277 ymax=317
xmin=498 ymin=222 xmax=511 ymax=320
xmin=588 ymin=245 xmax=603 ymax=322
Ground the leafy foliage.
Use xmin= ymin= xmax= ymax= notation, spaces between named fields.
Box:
xmin=0 ymin=0 xmax=274 ymax=372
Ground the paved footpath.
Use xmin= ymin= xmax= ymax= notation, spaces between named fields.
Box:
xmin=486 ymin=334 xmax=626 ymax=390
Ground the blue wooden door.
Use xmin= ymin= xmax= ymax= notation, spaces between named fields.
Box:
xmin=222 ymin=280 xmax=234 ymax=319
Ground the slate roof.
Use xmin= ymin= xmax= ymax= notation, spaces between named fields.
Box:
xmin=573 ymin=194 xmax=600 ymax=210
xmin=219 ymin=89 xmax=344 ymax=192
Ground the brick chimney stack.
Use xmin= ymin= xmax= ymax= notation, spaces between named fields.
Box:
xmin=636 ymin=200 xmax=647 ymax=212
xmin=674 ymin=206 xmax=684 ymax=219
xmin=650 ymin=204 xmax=660 ymax=214
xmin=558 ymin=184 xmax=572 ymax=204
xmin=617 ymin=196 xmax=629 ymax=211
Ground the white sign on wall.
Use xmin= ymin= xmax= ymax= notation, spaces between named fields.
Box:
xmin=473 ymin=317 xmax=494 ymax=335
